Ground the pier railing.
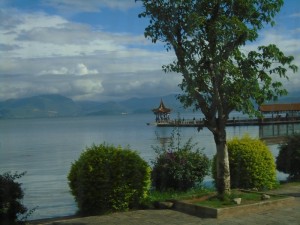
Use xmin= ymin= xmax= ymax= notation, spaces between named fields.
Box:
xmin=155 ymin=116 xmax=300 ymax=127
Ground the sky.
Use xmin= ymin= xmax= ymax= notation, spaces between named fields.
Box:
xmin=0 ymin=0 xmax=299 ymax=102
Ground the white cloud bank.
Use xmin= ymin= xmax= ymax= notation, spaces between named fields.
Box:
xmin=42 ymin=0 xmax=137 ymax=13
xmin=0 ymin=2 xmax=299 ymax=102
xmin=0 ymin=7 xmax=178 ymax=101
xmin=39 ymin=63 xmax=99 ymax=76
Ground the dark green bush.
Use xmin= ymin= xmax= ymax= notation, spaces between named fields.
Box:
xmin=68 ymin=144 xmax=151 ymax=216
xmin=276 ymin=134 xmax=300 ymax=181
xmin=0 ymin=171 xmax=34 ymax=225
xmin=212 ymin=135 xmax=278 ymax=190
xmin=152 ymin=129 xmax=210 ymax=191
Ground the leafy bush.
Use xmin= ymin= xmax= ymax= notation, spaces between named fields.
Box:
xmin=68 ymin=144 xmax=151 ymax=215
xmin=0 ymin=171 xmax=34 ymax=225
xmin=276 ymin=134 xmax=300 ymax=181
xmin=152 ymin=129 xmax=210 ymax=191
xmin=212 ymin=135 xmax=278 ymax=190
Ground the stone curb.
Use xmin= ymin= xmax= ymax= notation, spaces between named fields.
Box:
xmin=172 ymin=195 xmax=295 ymax=218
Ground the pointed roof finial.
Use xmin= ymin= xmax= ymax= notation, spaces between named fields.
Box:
xmin=152 ymin=98 xmax=171 ymax=114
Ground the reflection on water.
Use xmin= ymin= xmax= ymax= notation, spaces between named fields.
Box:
xmin=259 ymin=123 xmax=300 ymax=139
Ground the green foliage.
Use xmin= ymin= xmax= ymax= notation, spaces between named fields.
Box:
xmin=151 ymin=128 xmax=210 ymax=191
xmin=138 ymin=0 xmax=297 ymax=119
xmin=276 ymin=134 xmax=300 ymax=180
xmin=138 ymin=0 xmax=297 ymax=196
xmin=212 ymin=135 xmax=278 ymax=190
xmin=0 ymin=171 xmax=35 ymax=225
xmin=68 ymin=144 xmax=151 ymax=216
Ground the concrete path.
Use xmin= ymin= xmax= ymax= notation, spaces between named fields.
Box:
xmin=30 ymin=184 xmax=300 ymax=225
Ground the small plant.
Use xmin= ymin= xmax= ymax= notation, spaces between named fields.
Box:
xmin=276 ymin=134 xmax=300 ymax=181
xmin=152 ymin=128 xmax=210 ymax=191
xmin=212 ymin=135 xmax=278 ymax=190
xmin=68 ymin=143 xmax=151 ymax=216
xmin=0 ymin=171 xmax=35 ymax=225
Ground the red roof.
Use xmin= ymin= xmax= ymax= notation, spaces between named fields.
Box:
xmin=152 ymin=99 xmax=171 ymax=114
xmin=259 ymin=103 xmax=300 ymax=113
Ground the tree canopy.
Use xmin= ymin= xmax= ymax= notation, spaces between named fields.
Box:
xmin=138 ymin=0 xmax=298 ymax=196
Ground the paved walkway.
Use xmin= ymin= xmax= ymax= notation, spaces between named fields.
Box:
xmin=30 ymin=184 xmax=300 ymax=225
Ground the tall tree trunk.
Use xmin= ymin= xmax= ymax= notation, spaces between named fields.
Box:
xmin=214 ymin=129 xmax=231 ymax=198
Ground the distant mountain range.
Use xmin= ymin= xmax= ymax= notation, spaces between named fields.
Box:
xmin=78 ymin=94 xmax=185 ymax=116
xmin=0 ymin=94 xmax=184 ymax=119
xmin=0 ymin=92 xmax=299 ymax=119
xmin=0 ymin=94 xmax=81 ymax=119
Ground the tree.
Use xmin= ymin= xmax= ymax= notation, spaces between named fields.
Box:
xmin=276 ymin=134 xmax=300 ymax=180
xmin=0 ymin=172 xmax=34 ymax=225
xmin=137 ymin=0 xmax=297 ymax=197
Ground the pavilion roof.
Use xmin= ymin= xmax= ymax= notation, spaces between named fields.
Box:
xmin=152 ymin=99 xmax=171 ymax=114
xmin=259 ymin=103 xmax=300 ymax=113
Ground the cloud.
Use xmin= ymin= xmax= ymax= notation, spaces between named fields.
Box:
xmin=0 ymin=9 xmax=151 ymax=59
xmin=75 ymin=64 xmax=98 ymax=75
xmin=1 ymin=1 xmax=298 ymax=103
xmin=15 ymin=24 xmax=96 ymax=45
xmin=39 ymin=63 xmax=99 ymax=76
xmin=0 ymin=43 xmax=21 ymax=51
xmin=290 ymin=13 xmax=300 ymax=18
xmin=101 ymin=70 xmax=182 ymax=100
xmin=0 ymin=8 xmax=23 ymax=29
xmin=0 ymin=66 xmax=181 ymax=102
xmin=71 ymin=79 xmax=104 ymax=96
xmin=0 ymin=72 xmax=104 ymax=101
xmin=0 ymin=78 xmax=33 ymax=100
xmin=42 ymin=0 xmax=137 ymax=13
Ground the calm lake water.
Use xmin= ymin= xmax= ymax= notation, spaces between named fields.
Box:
xmin=0 ymin=114 xmax=293 ymax=220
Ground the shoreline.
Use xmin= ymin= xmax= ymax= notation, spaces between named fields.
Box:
xmin=29 ymin=215 xmax=79 ymax=224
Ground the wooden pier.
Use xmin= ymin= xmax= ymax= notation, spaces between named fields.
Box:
xmin=153 ymin=117 xmax=300 ymax=127
xmin=150 ymin=100 xmax=300 ymax=128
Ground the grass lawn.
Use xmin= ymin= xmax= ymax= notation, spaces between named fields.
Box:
xmin=148 ymin=184 xmax=294 ymax=209
xmin=148 ymin=181 xmax=300 ymax=209
xmin=194 ymin=190 xmax=286 ymax=208
xmin=148 ymin=187 xmax=215 ymax=203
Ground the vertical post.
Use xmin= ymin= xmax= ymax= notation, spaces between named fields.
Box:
xmin=259 ymin=125 xmax=264 ymax=139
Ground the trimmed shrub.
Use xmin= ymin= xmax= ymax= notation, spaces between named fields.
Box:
xmin=68 ymin=144 xmax=151 ymax=216
xmin=212 ymin=135 xmax=278 ymax=190
xmin=276 ymin=134 xmax=300 ymax=180
xmin=152 ymin=129 xmax=210 ymax=191
xmin=0 ymin=172 xmax=34 ymax=225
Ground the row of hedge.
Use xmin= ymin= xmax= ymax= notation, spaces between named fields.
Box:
xmin=67 ymin=133 xmax=300 ymax=216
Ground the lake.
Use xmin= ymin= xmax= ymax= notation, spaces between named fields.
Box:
xmin=0 ymin=114 xmax=292 ymax=220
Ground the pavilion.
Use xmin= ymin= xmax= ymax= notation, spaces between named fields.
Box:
xmin=259 ymin=103 xmax=300 ymax=119
xmin=152 ymin=99 xmax=171 ymax=122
